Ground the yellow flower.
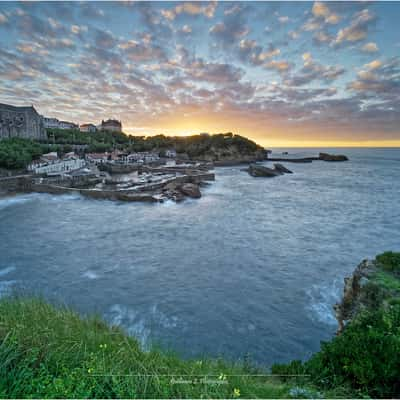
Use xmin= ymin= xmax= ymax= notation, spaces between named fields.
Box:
xmin=87 ymin=368 xmax=93 ymax=374
xmin=218 ymin=373 xmax=227 ymax=381
xmin=233 ymin=388 xmax=240 ymax=398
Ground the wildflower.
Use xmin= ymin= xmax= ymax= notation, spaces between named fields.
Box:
xmin=218 ymin=373 xmax=227 ymax=381
xmin=233 ymin=388 xmax=240 ymax=397
xmin=99 ymin=343 xmax=107 ymax=349
xmin=87 ymin=368 xmax=93 ymax=374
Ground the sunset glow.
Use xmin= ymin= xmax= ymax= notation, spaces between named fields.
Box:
xmin=0 ymin=1 xmax=399 ymax=147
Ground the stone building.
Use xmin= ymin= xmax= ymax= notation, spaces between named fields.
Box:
xmin=0 ymin=103 xmax=46 ymax=140
xmin=80 ymin=123 xmax=97 ymax=133
xmin=100 ymin=119 xmax=122 ymax=132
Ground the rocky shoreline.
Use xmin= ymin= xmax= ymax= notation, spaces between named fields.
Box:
xmin=333 ymin=259 xmax=378 ymax=334
xmin=0 ymin=151 xmax=349 ymax=202
xmin=333 ymin=254 xmax=400 ymax=335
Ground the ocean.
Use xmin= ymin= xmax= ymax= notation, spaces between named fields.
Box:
xmin=1 ymin=148 xmax=399 ymax=365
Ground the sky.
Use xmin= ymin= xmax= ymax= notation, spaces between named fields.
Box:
xmin=0 ymin=1 xmax=399 ymax=147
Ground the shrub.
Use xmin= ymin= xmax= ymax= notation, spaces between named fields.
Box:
xmin=0 ymin=138 xmax=44 ymax=169
xmin=305 ymin=304 xmax=400 ymax=397
xmin=376 ymin=252 xmax=400 ymax=273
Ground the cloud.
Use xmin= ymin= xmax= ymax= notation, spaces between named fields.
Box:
xmin=285 ymin=53 xmax=345 ymax=86
xmin=361 ymin=42 xmax=379 ymax=53
xmin=186 ymin=60 xmax=244 ymax=84
xmin=71 ymin=25 xmax=88 ymax=35
xmin=313 ymin=30 xmax=333 ymax=45
xmin=209 ymin=10 xmax=249 ymax=47
xmin=94 ymin=29 xmax=117 ymax=48
xmin=288 ymin=31 xmax=300 ymax=40
xmin=80 ymin=3 xmax=105 ymax=19
xmin=312 ymin=2 xmax=341 ymax=24
xmin=0 ymin=12 xmax=8 ymax=24
xmin=347 ymin=58 xmax=400 ymax=95
xmin=119 ymin=39 xmax=167 ymax=63
xmin=278 ymin=16 xmax=289 ymax=24
xmin=160 ymin=1 xmax=217 ymax=21
xmin=333 ymin=9 xmax=377 ymax=46
xmin=264 ymin=60 xmax=291 ymax=73
xmin=180 ymin=24 xmax=192 ymax=34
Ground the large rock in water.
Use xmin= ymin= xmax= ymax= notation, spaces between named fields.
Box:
xmin=273 ymin=163 xmax=293 ymax=174
xmin=319 ymin=152 xmax=348 ymax=161
xmin=247 ymin=164 xmax=282 ymax=177
xmin=179 ymin=183 xmax=201 ymax=198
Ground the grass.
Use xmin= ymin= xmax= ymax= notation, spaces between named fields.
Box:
xmin=0 ymin=296 xmax=306 ymax=399
xmin=2 ymin=252 xmax=399 ymax=398
xmin=373 ymin=270 xmax=400 ymax=293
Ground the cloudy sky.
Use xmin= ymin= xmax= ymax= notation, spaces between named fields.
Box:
xmin=0 ymin=1 xmax=399 ymax=146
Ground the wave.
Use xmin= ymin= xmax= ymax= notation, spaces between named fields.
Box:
xmin=0 ymin=194 xmax=37 ymax=210
xmin=106 ymin=303 xmax=181 ymax=350
xmin=306 ymin=279 xmax=342 ymax=326
xmin=0 ymin=192 xmax=83 ymax=211
xmin=0 ymin=266 xmax=16 ymax=277
xmin=82 ymin=270 xmax=99 ymax=280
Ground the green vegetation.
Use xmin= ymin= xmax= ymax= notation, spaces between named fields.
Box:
xmin=272 ymin=252 xmax=400 ymax=398
xmin=0 ymin=297 xmax=295 ymax=398
xmin=0 ymin=131 xmax=264 ymax=171
xmin=376 ymin=251 xmax=400 ymax=272
xmin=44 ymin=128 xmax=130 ymax=152
xmin=43 ymin=129 xmax=263 ymax=159
xmin=130 ymin=132 xmax=263 ymax=159
xmin=0 ymin=138 xmax=44 ymax=169
xmin=1 ymin=252 xmax=399 ymax=398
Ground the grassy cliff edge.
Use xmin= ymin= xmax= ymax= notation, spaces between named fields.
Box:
xmin=0 ymin=252 xmax=399 ymax=398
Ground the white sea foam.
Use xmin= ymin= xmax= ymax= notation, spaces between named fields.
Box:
xmin=0 ymin=194 xmax=37 ymax=210
xmin=0 ymin=266 xmax=16 ymax=277
xmin=106 ymin=304 xmax=180 ymax=350
xmin=82 ymin=270 xmax=99 ymax=279
xmin=306 ymin=279 xmax=342 ymax=326
xmin=107 ymin=304 xmax=150 ymax=349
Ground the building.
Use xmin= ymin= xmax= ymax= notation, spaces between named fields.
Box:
xmin=43 ymin=117 xmax=60 ymax=129
xmin=100 ymin=119 xmax=122 ymax=132
xmin=126 ymin=152 xmax=160 ymax=164
xmin=80 ymin=123 xmax=97 ymax=133
xmin=59 ymin=120 xmax=78 ymax=130
xmin=85 ymin=153 xmax=110 ymax=164
xmin=165 ymin=149 xmax=177 ymax=158
xmin=43 ymin=117 xmax=78 ymax=130
xmin=0 ymin=103 xmax=46 ymax=140
xmin=28 ymin=152 xmax=85 ymax=174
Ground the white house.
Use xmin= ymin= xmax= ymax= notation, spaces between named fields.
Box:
xmin=126 ymin=152 xmax=160 ymax=164
xmin=85 ymin=153 xmax=109 ymax=164
xmin=165 ymin=149 xmax=177 ymax=158
xmin=43 ymin=117 xmax=79 ymax=130
xmin=28 ymin=156 xmax=85 ymax=175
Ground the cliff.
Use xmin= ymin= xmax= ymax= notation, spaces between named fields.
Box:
xmin=334 ymin=253 xmax=400 ymax=334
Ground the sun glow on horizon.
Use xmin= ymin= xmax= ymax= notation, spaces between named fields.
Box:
xmin=124 ymin=125 xmax=400 ymax=148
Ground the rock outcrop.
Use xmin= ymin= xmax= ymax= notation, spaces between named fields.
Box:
xmin=246 ymin=164 xmax=281 ymax=177
xmin=319 ymin=152 xmax=348 ymax=162
xmin=161 ymin=181 xmax=202 ymax=201
xmin=179 ymin=183 xmax=201 ymax=199
xmin=246 ymin=163 xmax=293 ymax=177
xmin=273 ymin=163 xmax=293 ymax=174
xmin=333 ymin=259 xmax=378 ymax=334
